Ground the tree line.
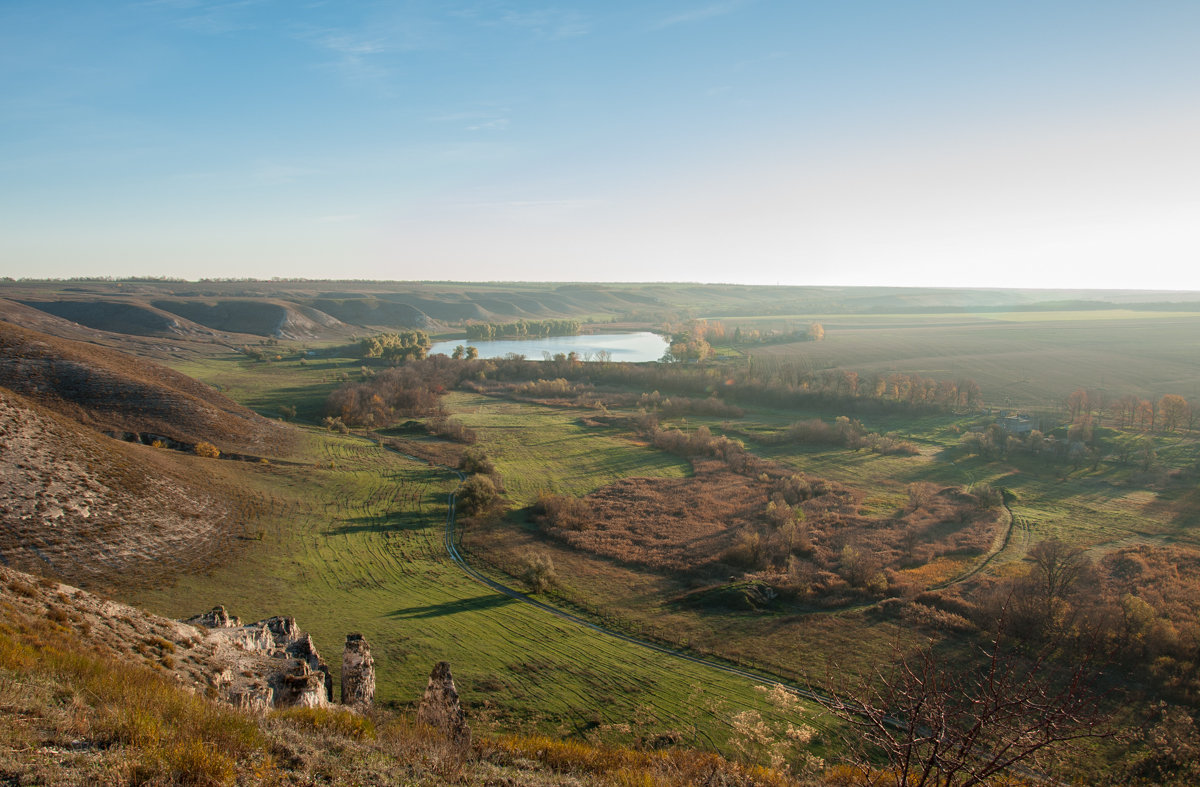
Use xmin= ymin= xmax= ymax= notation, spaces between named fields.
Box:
xmin=464 ymin=319 xmax=581 ymax=341
xmin=1066 ymin=388 xmax=1197 ymax=433
xmin=358 ymin=331 xmax=431 ymax=363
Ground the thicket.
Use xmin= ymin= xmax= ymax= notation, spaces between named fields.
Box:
xmin=325 ymin=366 xmax=446 ymax=427
xmin=358 ymin=331 xmax=431 ymax=363
xmin=328 ymin=353 xmax=981 ymax=423
xmin=763 ymin=416 xmax=919 ymax=456
xmin=465 ymin=319 xmax=580 ymax=340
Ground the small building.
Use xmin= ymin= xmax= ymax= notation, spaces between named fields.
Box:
xmin=1000 ymin=414 xmax=1034 ymax=435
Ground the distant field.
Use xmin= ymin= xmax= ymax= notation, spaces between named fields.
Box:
xmin=748 ymin=311 xmax=1200 ymax=408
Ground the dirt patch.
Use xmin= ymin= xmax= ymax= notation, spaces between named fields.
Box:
xmin=0 ymin=387 xmax=251 ymax=589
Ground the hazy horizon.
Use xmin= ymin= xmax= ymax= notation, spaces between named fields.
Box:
xmin=3 ymin=2 xmax=1198 ymax=288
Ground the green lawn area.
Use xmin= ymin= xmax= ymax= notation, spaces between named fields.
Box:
xmin=125 ymin=424 xmax=817 ymax=750
xmin=443 ymin=391 xmax=691 ymax=505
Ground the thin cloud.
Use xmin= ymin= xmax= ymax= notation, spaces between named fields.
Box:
xmin=466 ymin=118 xmax=510 ymax=132
xmin=454 ymin=4 xmax=592 ymax=40
xmin=428 ymin=107 xmax=512 ymax=132
xmin=134 ymin=0 xmax=267 ymax=35
xmin=649 ymin=0 xmax=752 ymax=31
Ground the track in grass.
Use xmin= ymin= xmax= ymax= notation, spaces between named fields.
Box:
xmin=125 ymin=427 xmax=825 ymax=750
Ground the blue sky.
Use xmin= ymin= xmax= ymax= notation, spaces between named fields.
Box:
xmin=2 ymin=1 xmax=1198 ymax=287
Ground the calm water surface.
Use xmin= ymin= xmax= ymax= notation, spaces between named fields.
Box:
xmin=429 ymin=332 xmax=667 ymax=362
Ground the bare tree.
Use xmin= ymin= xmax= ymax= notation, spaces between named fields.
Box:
xmin=817 ymin=627 xmax=1107 ymax=786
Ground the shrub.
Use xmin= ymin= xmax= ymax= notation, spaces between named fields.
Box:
xmin=535 ymin=492 xmax=594 ymax=531
xmin=522 ymin=554 xmax=558 ymax=593
xmin=272 ymin=706 xmax=375 ymax=740
xmin=193 ymin=441 xmax=220 ymax=459
xmin=457 ymin=474 xmax=499 ymax=517
xmin=459 ymin=447 xmax=495 ymax=476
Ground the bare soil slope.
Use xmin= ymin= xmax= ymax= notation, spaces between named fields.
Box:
xmin=150 ymin=298 xmax=347 ymax=339
xmin=0 ymin=387 xmax=252 ymax=588
xmin=16 ymin=299 xmax=207 ymax=338
xmin=0 ymin=321 xmax=287 ymax=453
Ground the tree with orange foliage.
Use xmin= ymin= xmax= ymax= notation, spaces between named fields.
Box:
xmin=1135 ymin=399 xmax=1155 ymax=431
xmin=1065 ymin=389 xmax=1089 ymax=421
xmin=1158 ymin=394 xmax=1191 ymax=432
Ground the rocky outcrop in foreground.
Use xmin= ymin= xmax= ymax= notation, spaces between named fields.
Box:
xmin=417 ymin=661 xmax=471 ymax=747
xmin=185 ymin=605 xmax=334 ymax=711
xmin=0 ymin=567 xmax=358 ymax=716
xmin=341 ymin=632 xmax=375 ymax=709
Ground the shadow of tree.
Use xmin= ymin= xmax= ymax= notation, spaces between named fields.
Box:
xmin=388 ymin=595 xmax=516 ymax=619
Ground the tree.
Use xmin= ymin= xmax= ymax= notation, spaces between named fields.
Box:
xmin=521 ymin=553 xmax=558 ymax=593
xmin=1158 ymin=394 xmax=1190 ymax=432
xmin=817 ymin=627 xmax=1107 ymax=786
xmin=1065 ymin=389 xmax=1089 ymax=422
xmin=1136 ymin=399 xmax=1155 ymax=431
xmin=456 ymin=474 xmax=499 ymax=517
xmin=1021 ymin=538 xmax=1092 ymax=628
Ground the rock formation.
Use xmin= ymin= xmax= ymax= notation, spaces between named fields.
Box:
xmin=187 ymin=604 xmax=241 ymax=628
xmin=186 ymin=611 xmax=333 ymax=710
xmin=341 ymin=633 xmax=375 ymax=708
xmin=417 ymin=661 xmax=471 ymax=746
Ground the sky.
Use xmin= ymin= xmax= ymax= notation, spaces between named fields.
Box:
xmin=2 ymin=1 xmax=1198 ymax=288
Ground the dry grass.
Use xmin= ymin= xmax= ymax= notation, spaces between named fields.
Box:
xmin=0 ymin=319 xmax=289 ymax=454
xmin=533 ymin=457 xmax=1003 ymax=602
xmin=0 ymin=589 xmax=813 ymax=786
xmin=484 ymin=732 xmax=796 ymax=786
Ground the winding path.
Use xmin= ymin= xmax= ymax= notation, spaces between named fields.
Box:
xmin=389 ymin=446 xmax=1059 ymax=785
xmin=436 ymin=466 xmax=825 ymax=702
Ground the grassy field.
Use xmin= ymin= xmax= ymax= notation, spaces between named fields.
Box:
xmin=452 ymin=385 xmax=1200 ymax=686
xmin=143 ymin=315 xmax=1200 ymax=774
xmin=442 ymin=391 xmax=691 ymax=504
xmin=122 ymin=416 xmax=820 ymax=752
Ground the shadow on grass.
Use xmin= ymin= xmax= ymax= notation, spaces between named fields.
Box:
xmin=323 ymin=515 xmax=428 ymax=535
xmin=388 ymin=595 xmax=516 ymax=618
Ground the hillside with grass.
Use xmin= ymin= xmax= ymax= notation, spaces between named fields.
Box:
xmin=0 ymin=564 xmax=797 ymax=786
xmin=0 ymin=321 xmax=289 ymax=454
xmin=7 ymin=282 xmax=1200 ymax=783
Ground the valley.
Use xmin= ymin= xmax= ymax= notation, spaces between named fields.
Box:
xmin=3 ymin=280 xmax=1200 ymax=784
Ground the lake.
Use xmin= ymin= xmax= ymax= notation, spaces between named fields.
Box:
xmin=429 ymin=332 xmax=668 ymax=362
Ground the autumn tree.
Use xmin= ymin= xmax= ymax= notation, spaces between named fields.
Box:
xmin=1113 ymin=395 xmax=1139 ymax=429
xmin=1065 ymin=388 xmax=1089 ymax=422
xmin=1158 ymin=394 xmax=1190 ymax=432
xmin=1021 ymin=538 xmax=1093 ymax=630
xmin=1136 ymin=399 xmax=1155 ymax=431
